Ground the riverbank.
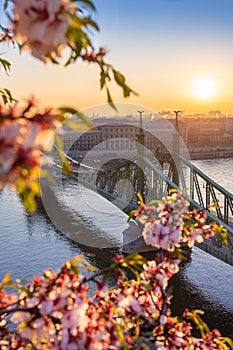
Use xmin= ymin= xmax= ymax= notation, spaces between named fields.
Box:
xmin=189 ymin=147 xmax=233 ymax=160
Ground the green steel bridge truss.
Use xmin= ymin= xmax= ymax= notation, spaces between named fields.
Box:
xmin=55 ymin=152 xmax=233 ymax=265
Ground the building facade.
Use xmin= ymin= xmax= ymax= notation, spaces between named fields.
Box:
xmin=62 ymin=117 xmax=188 ymax=159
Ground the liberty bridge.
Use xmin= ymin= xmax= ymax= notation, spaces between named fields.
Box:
xmin=51 ymin=112 xmax=233 ymax=266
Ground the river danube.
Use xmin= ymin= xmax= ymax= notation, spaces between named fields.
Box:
xmin=0 ymin=158 xmax=233 ymax=338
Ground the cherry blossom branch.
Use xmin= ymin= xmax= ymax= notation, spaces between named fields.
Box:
xmin=0 ymin=327 xmax=38 ymax=350
xmin=0 ymin=306 xmax=39 ymax=317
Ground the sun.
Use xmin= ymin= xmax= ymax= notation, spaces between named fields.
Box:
xmin=192 ymin=77 xmax=217 ymax=100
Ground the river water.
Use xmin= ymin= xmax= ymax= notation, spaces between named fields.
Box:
xmin=0 ymin=158 xmax=233 ymax=338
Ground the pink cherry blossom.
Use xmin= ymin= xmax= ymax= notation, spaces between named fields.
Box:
xmin=13 ymin=0 xmax=75 ymax=61
xmin=1 ymin=251 xmax=228 ymax=349
xmin=142 ymin=220 xmax=183 ymax=250
xmin=40 ymin=299 xmax=54 ymax=315
xmin=0 ymin=101 xmax=61 ymax=196
xmin=61 ymin=304 xmax=89 ymax=331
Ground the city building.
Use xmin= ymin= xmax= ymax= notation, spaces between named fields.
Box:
xmin=60 ymin=113 xmax=233 ymax=160
xmin=61 ymin=115 xmax=188 ymax=160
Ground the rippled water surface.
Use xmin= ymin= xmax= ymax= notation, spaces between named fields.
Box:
xmin=0 ymin=158 xmax=233 ymax=337
xmin=193 ymin=158 xmax=233 ymax=193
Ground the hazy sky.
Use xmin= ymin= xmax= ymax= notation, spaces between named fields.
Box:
xmin=1 ymin=0 xmax=233 ymax=114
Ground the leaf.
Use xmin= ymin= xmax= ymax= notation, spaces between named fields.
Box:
xmin=188 ymin=310 xmax=209 ymax=338
xmin=0 ymin=57 xmax=11 ymax=74
xmin=100 ymin=69 xmax=106 ymax=89
xmin=142 ymin=283 xmax=151 ymax=291
xmin=67 ymin=18 xmax=94 ymax=50
xmin=16 ymin=176 xmax=26 ymax=194
xmin=116 ymin=324 xmax=129 ymax=349
xmin=216 ymin=226 xmax=228 ymax=247
xmin=17 ymin=286 xmax=34 ymax=298
xmin=46 ymin=53 xmax=59 ymax=64
xmin=1 ymin=92 xmax=7 ymax=104
xmin=113 ymin=69 xmax=138 ymax=98
xmin=214 ymin=339 xmax=230 ymax=350
xmin=135 ymin=324 xmax=140 ymax=337
xmin=137 ymin=192 xmax=144 ymax=205
xmin=0 ymin=88 xmax=17 ymax=105
xmin=75 ymin=111 xmax=93 ymax=127
xmin=3 ymin=88 xmax=13 ymax=97
xmin=4 ymin=0 xmax=9 ymax=10
xmin=64 ymin=51 xmax=79 ymax=66
xmin=59 ymin=107 xmax=92 ymax=128
xmin=222 ymin=337 xmax=233 ymax=349
xmin=71 ymin=263 xmax=79 ymax=275
xmin=127 ymin=209 xmax=136 ymax=222
xmin=169 ymin=188 xmax=178 ymax=194
xmin=125 ymin=253 xmax=147 ymax=267
xmin=174 ymin=247 xmax=190 ymax=261
xmin=148 ymin=199 xmax=160 ymax=205
xmin=30 ymin=180 xmax=41 ymax=196
xmin=59 ymin=107 xmax=79 ymax=115
xmin=70 ymin=255 xmax=85 ymax=263
xmin=22 ymin=190 xmax=37 ymax=212
xmin=100 ymin=68 xmax=111 ymax=90
xmin=86 ymin=265 xmax=97 ymax=271
xmin=106 ymin=87 xmax=117 ymax=111
xmin=78 ymin=16 xmax=99 ymax=31
xmin=1 ymin=271 xmax=11 ymax=286
xmin=113 ymin=69 xmax=126 ymax=86
xmin=75 ymin=0 xmax=96 ymax=11
xmin=54 ymin=134 xmax=73 ymax=175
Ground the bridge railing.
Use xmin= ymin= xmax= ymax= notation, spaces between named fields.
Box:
xmin=179 ymin=155 xmax=233 ymax=226
xmin=142 ymin=155 xmax=233 ymax=255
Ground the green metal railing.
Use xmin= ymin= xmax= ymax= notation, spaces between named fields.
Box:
xmin=143 ymin=155 xmax=233 ymax=258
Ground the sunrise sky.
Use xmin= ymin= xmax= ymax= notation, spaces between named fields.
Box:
xmin=1 ymin=0 xmax=233 ymax=115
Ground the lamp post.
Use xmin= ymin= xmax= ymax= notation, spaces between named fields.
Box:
xmin=172 ymin=110 xmax=181 ymax=186
xmin=173 ymin=110 xmax=181 ymax=154
xmin=136 ymin=110 xmax=145 ymax=201
xmin=138 ymin=110 xmax=144 ymax=131
xmin=173 ymin=110 xmax=180 ymax=133
xmin=137 ymin=111 xmax=145 ymax=150
xmin=137 ymin=110 xmax=145 ymax=146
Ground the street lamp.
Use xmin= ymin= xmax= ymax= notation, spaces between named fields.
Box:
xmin=172 ymin=110 xmax=181 ymax=186
xmin=137 ymin=110 xmax=144 ymax=133
xmin=136 ymin=110 xmax=145 ymax=147
xmin=136 ymin=111 xmax=145 ymax=200
xmin=173 ymin=110 xmax=180 ymax=132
